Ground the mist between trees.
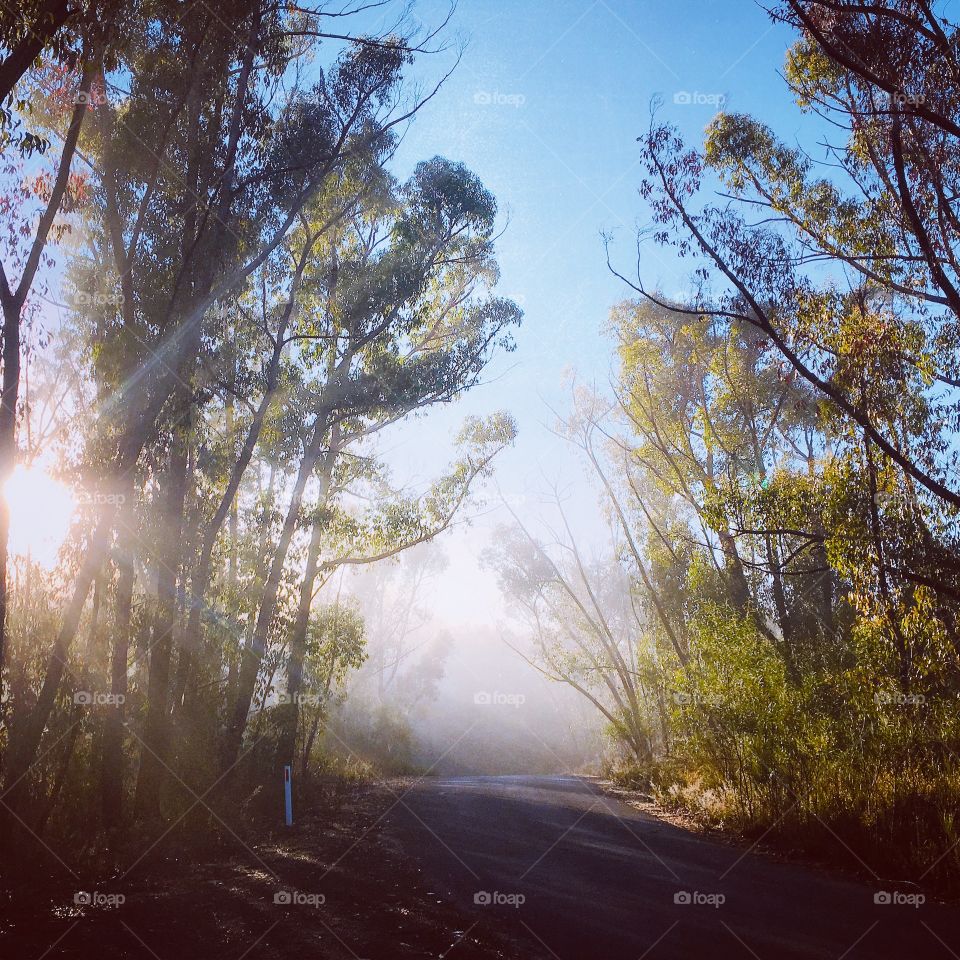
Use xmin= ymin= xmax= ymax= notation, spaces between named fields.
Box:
xmin=0 ymin=0 xmax=522 ymax=850
xmin=481 ymin=1 xmax=960 ymax=895
xmin=2 ymin=0 xmax=960 ymax=907
xmin=328 ymin=543 xmax=602 ymax=780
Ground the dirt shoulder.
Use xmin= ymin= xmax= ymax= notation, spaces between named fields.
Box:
xmin=593 ymin=778 xmax=737 ymax=838
xmin=0 ymin=779 xmax=539 ymax=959
xmin=591 ymin=776 xmax=950 ymax=901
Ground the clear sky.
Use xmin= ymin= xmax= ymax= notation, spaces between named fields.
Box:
xmin=347 ymin=0 xmax=803 ymax=627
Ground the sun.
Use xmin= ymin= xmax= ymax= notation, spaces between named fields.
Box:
xmin=3 ymin=464 xmax=77 ymax=569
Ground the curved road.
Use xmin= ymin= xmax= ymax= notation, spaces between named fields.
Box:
xmin=386 ymin=775 xmax=960 ymax=959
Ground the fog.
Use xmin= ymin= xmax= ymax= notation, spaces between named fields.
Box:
xmin=327 ymin=541 xmax=605 ymax=777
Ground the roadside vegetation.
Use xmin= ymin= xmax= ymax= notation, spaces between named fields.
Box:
xmin=3 ymin=1 xmax=960 ymax=949
xmin=0 ymin=0 xmax=518 ymax=868
xmin=489 ymin=1 xmax=960 ymax=895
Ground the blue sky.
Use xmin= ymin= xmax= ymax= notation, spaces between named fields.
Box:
xmin=359 ymin=0 xmax=803 ymax=626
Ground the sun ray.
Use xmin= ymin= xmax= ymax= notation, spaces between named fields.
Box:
xmin=3 ymin=464 xmax=76 ymax=570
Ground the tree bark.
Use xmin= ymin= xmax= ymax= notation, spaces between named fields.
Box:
xmin=277 ymin=434 xmax=339 ymax=769
xmin=0 ymin=0 xmax=75 ymax=107
xmin=219 ymin=413 xmax=330 ymax=774
xmin=101 ymin=489 xmax=136 ymax=826
xmin=134 ymin=419 xmax=189 ymax=818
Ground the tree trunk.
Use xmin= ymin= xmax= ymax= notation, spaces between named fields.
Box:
xmin=0 ymin=60 xmax=94 ymax=759
xmin=1 ymin=509 xmax=112 ymax=813
xmin=34 ymin=707 xmax=83 ymax=837
xmin=101 ymin=490 xmax=136 ymax=826
xmin=0 ymin=0 xmax=74 ymax=106
xmin=0 ymin=293 xmax=22 ymax=751
xmin=134 ymin=423 xmax=189 ymax=818
xmin=220 ymin=414 xmax=329 ymax=774
xmin=278 ymin=511 xmax=325 ymax=769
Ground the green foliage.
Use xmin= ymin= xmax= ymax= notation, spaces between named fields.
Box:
xmin=599 ymin=3 xmax=960 ymax=890
xmin=0 ymin=1 xmax=520 ymax=855
xmin=561 ymin=286 xmax=960 ymax=890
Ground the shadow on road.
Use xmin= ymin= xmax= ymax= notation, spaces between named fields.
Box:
xmin=386 ymin=774 xmax=960 ymax=960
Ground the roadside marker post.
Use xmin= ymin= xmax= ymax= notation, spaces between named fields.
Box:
xmin=284 ymin=765 xmax=293 ymax=826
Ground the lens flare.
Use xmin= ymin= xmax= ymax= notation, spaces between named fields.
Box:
xmin=3 ymin=464 xmax=76 ymax=569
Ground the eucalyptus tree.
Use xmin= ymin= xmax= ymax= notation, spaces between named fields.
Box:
xmin=347 ymin=543 xmax=449 ymax=708
xmin=218 ymin=156 xmax=521 ymax=773
xmin=271 ymin=411 xmax=516 ymax=774
xmin=3 ymin=0 xmax=446 ymax=811
xmin=0 ymin=2 xmax=127 ymax=698
xmin=598 ymin=0 xmax=960 ymax=883
xmin=611 ymin=299 xmax=834 ymax=677
xmin=486 ymin=518 xmax=658 ymax=765
xmin=623 ymin=1 xmax=960 ymax=629
xmin=295 ymin=600 xmax=366 ymax=777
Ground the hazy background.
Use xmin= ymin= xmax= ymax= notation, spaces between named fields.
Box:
xmin=319 ymin=0 xmax=798 ymax=774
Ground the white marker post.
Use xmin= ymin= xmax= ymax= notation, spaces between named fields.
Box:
xmin=284 ymin=765 xmax=293 ymax=826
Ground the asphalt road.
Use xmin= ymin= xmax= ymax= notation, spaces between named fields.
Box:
xmin=386 ymin=775 xmax=960 ymax=959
